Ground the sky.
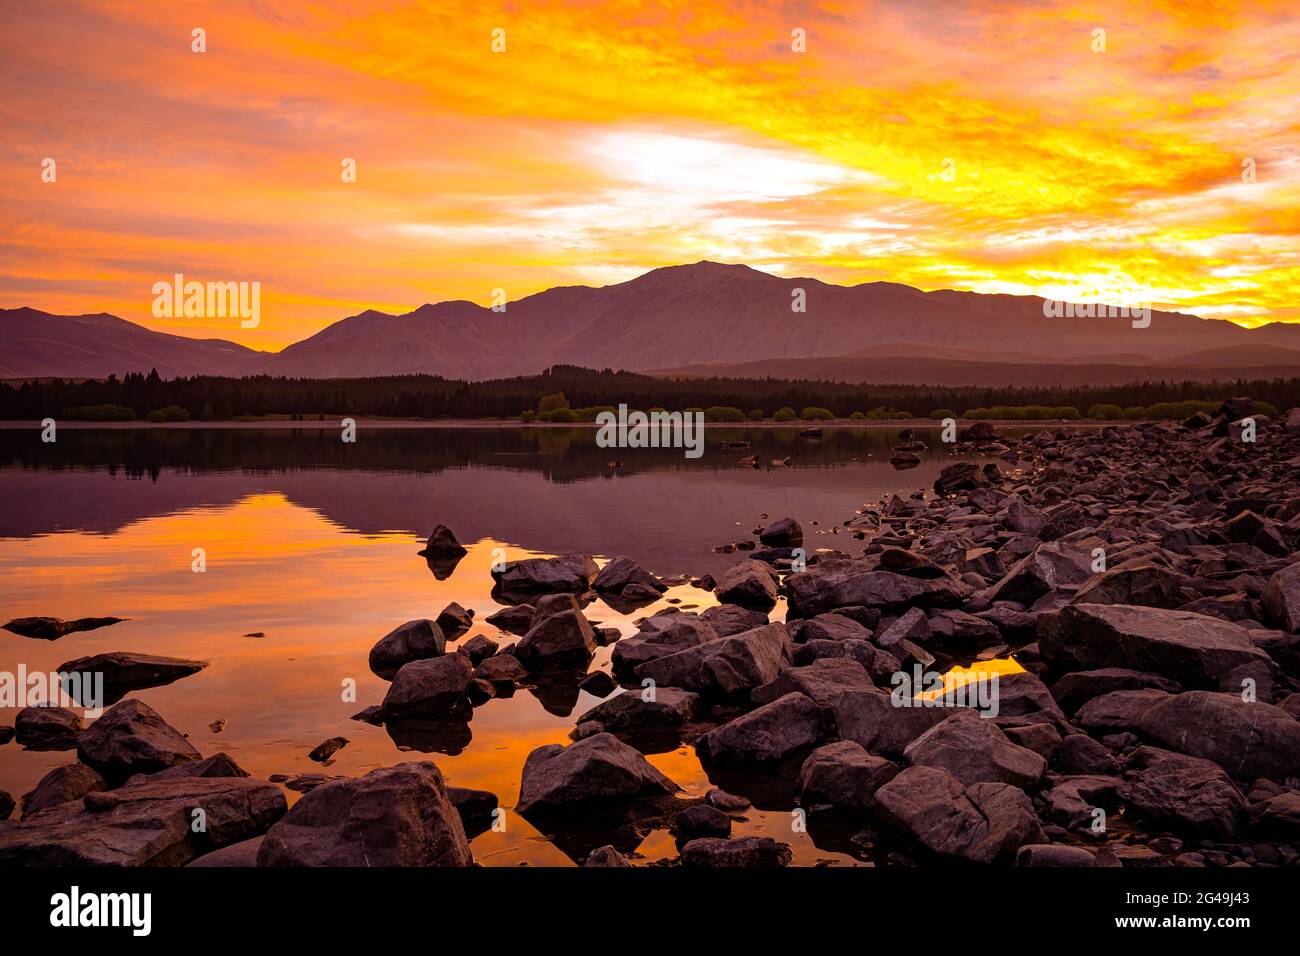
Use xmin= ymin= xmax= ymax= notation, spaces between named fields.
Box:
xmin=2 ymin=0 xmax=1298 ymax=348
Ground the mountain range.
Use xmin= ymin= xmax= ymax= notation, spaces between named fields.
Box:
xmin=5 ymin=261 xmax=1300 ymax=386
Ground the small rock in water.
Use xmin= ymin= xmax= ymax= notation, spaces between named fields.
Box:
xmin=579 ymin=670 xmax=617 ymax=697
xmin=209 ymin=719 xmax=227 ymax=734
xmin=3 ymin=616 xmax=126 ymax=640
xmin=585 ymin=845 xmax=632 ymax=867
xmin=308 ymin=736 xmax=349 ymax=763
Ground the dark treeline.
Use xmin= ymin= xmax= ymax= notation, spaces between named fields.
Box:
xmin=3 ymin=365 xmax=1299 ymax=421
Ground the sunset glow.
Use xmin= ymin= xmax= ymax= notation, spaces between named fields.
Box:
xmin=3 ymin=0 xmax=1299 ymax=347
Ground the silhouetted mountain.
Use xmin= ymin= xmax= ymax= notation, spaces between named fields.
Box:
xmin=8 ymin=262 xmax=1300 ymax=382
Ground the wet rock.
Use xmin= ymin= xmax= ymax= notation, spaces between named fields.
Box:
xmin=759 ymin=517 xmax=803 ymax=548
xmin=612 ymin=611 xmax=719 ymax=672
xmin=2 ymin=616 xmax=125 ymax=640
xmin=77 ymin=699 xmax=200 ymax=784
xmin=473 ymin=652 xmax=528 ymax=689
xmin=516 ymin=732 xmax=679 ymax=814
xmin=903 ymin=710 xmax=1045 ymax=788
xmin=714 ymin=559 xmax=779 ymax=610
xmin=308 ymin=737 xmax=349 ymax=763
xmin=55 ymin=652 xmax=207 ymax=703
xmin=484 ymin=604 xmax=535 ymax=636
xmin=1049 ymin=668 xmax=1183 ymax=714
xmin=593 ymin=557 xmax=666 ymax=595
xmin=680 ymin=836 xmax=792 ymax=867
xmin=696 ymin=692 xmax=825 ymax=763
xmin=701 ymin=604 xmax=768 ymax=637
xmin=381 ymin=653 xmax=474 ymax=720
xmin=584 ymin=845 xmax=631 ymax=867
xmin=1039 ymin=604 xmax=1271 ymax=688
xmin=1137 ymin=691 xmax=1300 ymax=783
xmin=576 ymin=687 xmax=700 ymax=734
xmin=635 ymin=622 xmax=790 ymax=698
xmin=419 ymin=524 xmax=467 ymax=557
xmin=785 ymin=560 xmax=970 ymax=617
xmin=460 ymin=634 xmax=499 ymax=666
xmin=827 ymin=688 xmax=954 ymax=759
xmin=14 ymin=707 xmax=83 ymax=751
xmin=935 ymin=462 xmax=986 ymax=496
xmin=797 ymin=740 xmax=899 ymax=813
xmin=578 ymin=670 xmax=617 ymax=697
xmin=1016 ymin=845 xmax=1096 ymax=867
xmin=259 ymin=762 xmax=471 ymax=866
xmin=751 ymin=658 xmax=876 ymax=708
xmin=705 ymin=788 xmax=750 ymax=812
xmin=435 ymin=602 xmax=474 ymax=638
xmin=675 ymin=804 xmax=732 ymax=839
xmin=368 ymin=619 xmax=446 ymax=680
xmin=530 ymin=593 xmax=583 ymax=627
xmin=19 ymin=763 xmax=106 ymax=818
xmin=515 ymin=608 xmax=597 ymax=671
xmin=284 ymin=773 xmax=346 ymax=793
xmin=448 ymin=786 xmax=499 ymax=839
xmin=1125 ymin=746 xmax=1247 ymax=839
xmin=0 ymin=773 xmax=285 ymax=866
xmin=873 ymin=765 xmax=1044 ymax=863
xmin=491 ymin=553 xmax=598 ymax=596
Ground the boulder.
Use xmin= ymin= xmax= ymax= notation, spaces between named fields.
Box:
xmin=675 ymin=804 xmax=732 ymax=839
xmin=1043 ymin=774 xmax=1124 ymax=829
xmin=759 ymin=517 xmax=803 ymax=547
xmin=714 ymin=560 xmax=779 ymax=610
xmin=2 ymin=616 xmax=125 ymax=640
xmin=827 ymin=687 xmax=954 ymax=759
xmin=612 ymin=612 xmax=719 ymax=672
xmin=491 ymin=553 xmax=598 ymax=595
xmin=751 ymin=658 xmax=876 ymax=708
xmin=20 ymin=763 xmax=107 ymax=818
xmin=0 ymin=773 xmax=285 ymax=866
xmin=935 ymin=462 xmax=986 ymax=496
xmin=986 ymin=541 xmax=1095 ymax=606
xmin=1125 ymin=746 xmax=1247 ymax=839
xmin=447 ymin=786 xmax=499 ymax=838
xmin=797 ymin=740 xmax=899 ymax=813
xmin=1016 ymin=845 xmax=1096 ymax=867
xmin=584 ymin=845 xmax=631 ymax=867
xmin=789 ymin=612 xmax=874 ymax=644
xmin=1070 ymin=563 xmax=1189 ymax=609
xmin=1262 ymin=562 xmax=1300 ymax=632
xmin=876 ymin=608 xmax=932 ymax=648
xmin=460 ymin=634 xmax=499 ymax=666
xmin=701 ymin=604 xmax=768 ymax=637
xmin=76 ymin=699 xmax=201 ymax=784
xmin=484 ymin=604 xmax=535 ymax=636
xmin=474 ymin=653 xmax=528 ymax=688
xmin=368 ymin=619 xmax=446 ymax=680
xmin=679 ymin=836 xmax=792 ymax=867
xmin=419 ymin=524 xmax=467 ymax=557
xmin=785 ymin=561 xmax=970 ymax=617
xmin=514 ymin=608 xmax=597 ymax=670
xmin=380 ymin=653 xmax=474 ymax=720
xmin=515 ymin=733 xmax=680 ymax=814
xmin=575 ymin=688 xmax=700 ymax=735
xmin=1039 ymin=604 xmax=1272 ymax=688
xmin=258 ymin=762 xmax=471 ymax=866
xmin=13 ymin=707 xmax=83 ymax=750
xmin=593 ymin=557 xmax=666 ymax=594
xmin=1137 ymin=691 xmax=1300 ymax=783
xmin=903 ymin=711 xmax=1046 ymax=788
xmin=186 ymin=836 xmax=264 ymax=867
xmin=873 ymin=766 xmax=1044 ymax=863
xmin=1076 ymin=689 xmax=1173 ymax=733
xmin=1053 ymin=734 xmax=1119 ymax=776
xmin=634 ymin=623 xmax=790 ymax=698
xmin=696 ymin=692 xmax=825 ymax=763
xmin=1049 ymin=668 xmax=1183 ymax=714
xmin=792 ymin=638 xmax=900 ymax=685
xmin=435 ymin=602 xmax=474 ymax=638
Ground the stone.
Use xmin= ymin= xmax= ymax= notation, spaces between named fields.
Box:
xmin=308 ymin=737 xmax=349 ymax=763
xmin=1039 ymin=604 xmax=1271 ymax=688
xmin=1137 ymin=691 xmax=1300 ymax=783
xmin=2 ymin=616 xmax=125 ymax=640
xmin=1076 ymin=689 xmax=1173 ymax=732
xmin=696 ymin=692 xmax=825 ymax=763
xmin=827 ymin=687 xmax=954 ymax=759
xmin=460 ymin=634 xmax=499 ymax=666
xmin=759 ymin=516 xmax=803 ymax=547
xmin=679 ymin=836 xmax=792 ymax=867
xmin=186 ymin=836 xmax=264 ymax=867
xmin=751 ymin=658 xmax=876 ymax=708
xmin=789 ymin=611 xmax=874 ymax=644
xmin=1262 ymin=562 xmax=1300 ymax=632
xmin=873 ymin=766 xmax=1044 ymax=864
xmin=258 ymin=762 xmax=471 ymax=866
xmin=515 ymin=733 xmax=679 ymax=814
xmin=380 ymin=653 xmax=474 ymax=720
xmin=514 ymin=608 xmax=597 ymax=670
xmin=435 ymin=602 xmax=474 ymax=638
xmin=0 ymin=773 xmax=285 ymax=866
xmin=700 ymin=604 xmax=768 ymax=637
xmin=14 ymin=707 xmax=83 ymax=750
xmin=1015 ymin=845 xmax=1096 ymax=867
xmin=1125 ymin=746 xmax=1247 ymax=839
xmin=785 ymin=561 xmax=970 ymax=617
xmin=1049 ymin=668 xmax=1183 ymax=714
xmin=611 ymin=612 xmax=720 ymax=672
xmin=419 ymin=524 xmax=467 ymax=557
xmin=635 ymin=623 xmax=790 ymax=698
xmin=675 ymin=804 xmax=732 ymax=839
xmin=76 ymin=699 xmax=201 ymax=784
xmin=593 ymin=557 xmax=665 ymax=594
xmin=797 ymin=740 xmax=899 ymax=813
xmin=484 ymin=604 xmax=535 ymax=636
xmin=584 ymin=845 xmax=631 ymax=867
xmin=714 ymin=559 xmax=779 ymax=610
xmin=368 ymin=619 xmax=446 ymax=680
xmin=903 ymin=710 xmax=1045 ymax=788
xmin=1053 ymin=734 xmax=1119 ymax=776
xmin=491 ymin=553 xmax=598 ymax=595
xmin=1070 ymin=562 xmax=1189 ymax=609
xmin=56 ymin=652 xmax=207 ymax=702
xmin=876 ymin=607 xmax=931 ymax=648
xmin=986 ymin=541 xmax=1095 ymax=606
xmin=576 ymin=687 xmax=700 ymax=734
xmin=578 ymin=670 xmax=617 ymax=697
xmin=19 ymin=763 xmax=106 ymax=818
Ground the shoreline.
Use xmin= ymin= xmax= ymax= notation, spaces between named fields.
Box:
xmin=0 ymin=417 xmax=1123 ymax=431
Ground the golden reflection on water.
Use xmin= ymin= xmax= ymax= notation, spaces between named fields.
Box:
xmin=0 ymin=491 xmax=1018 ymax=867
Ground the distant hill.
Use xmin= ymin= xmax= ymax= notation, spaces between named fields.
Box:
xmin=7 ymin=262 xmax=1300 ymax=384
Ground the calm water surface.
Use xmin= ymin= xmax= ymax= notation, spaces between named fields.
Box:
xmin=0 ymin=426 xmax=1020 ymax=866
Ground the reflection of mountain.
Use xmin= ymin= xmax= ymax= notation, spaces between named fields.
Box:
xmin=0 ymin=429 xmax=980 ymax=575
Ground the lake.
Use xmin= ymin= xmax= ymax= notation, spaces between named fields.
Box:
xmin=0 ymin=425 xmax=1017 ymax=866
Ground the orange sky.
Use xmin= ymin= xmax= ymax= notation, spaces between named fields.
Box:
xmin=2 ymin=0 xmax=1298 ymax=348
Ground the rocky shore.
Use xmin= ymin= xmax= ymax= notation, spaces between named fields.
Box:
xmin=3 ymin=400 xmax=1299 ymax=867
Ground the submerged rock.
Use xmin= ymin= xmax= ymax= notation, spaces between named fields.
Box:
xmin=514 ymin=608 xmax=597 ymax=671
xmin=3 ymin=616 xmax=126 ymax=640
xmin=516 ymin=732 xmax=679 ymax=814
xmin=369 ymin=619 xmax=446 ymax=680
xmin=56 ymin=651 xmax=207 ymax=703
xmin=381 ymin=653 xmax=474 ymax=720
xmin=419 ymin=524 xmax=467 ymax=557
